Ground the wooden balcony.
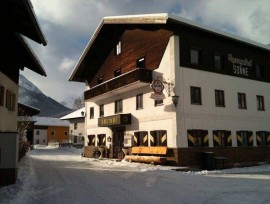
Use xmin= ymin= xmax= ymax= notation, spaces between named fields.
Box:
xmin=84 ymin=69 xmax=152 ymax=100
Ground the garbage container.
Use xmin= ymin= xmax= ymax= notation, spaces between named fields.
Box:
xmin=201 ymin=152 xmax=214 ymax=170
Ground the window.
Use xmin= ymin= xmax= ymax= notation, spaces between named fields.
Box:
xmin=115 ymin=40 xmax=121 ymax=55
xmin=5 ymin=89 xmax=16 ymax=111
xmin=51 ymin=131 xmax=55 ymax=136
xmin=215 ymin=90 xmax=225 ymax=107
xmin=190 ymin=86 xmax=202 ymax=105
xmin=214 ymin=54 xmax=224 ymax=70
xmin=238 ymin=93 xmax=247 ymax=109
xmin=213 ymin=130 xmax=232 ymax=146
xmin=0 ymin=85 xmax=4 ymax=106
xmin=64 ymin=131 xmax=68 ymax=136
xmin=154 ymin=99 xmax=163 ymax=106
xmin=99 ymin=104 xmax=104 ymax=117
xmin=187 ymin=129 xmax=208 ymax=147
xmin=190 ymin=47 xmax=201 ymax=65
xmin=137 ymin=57 xmax=145 ymax=68
xmin=257 ymin=95 xmax=265 ymax=111
xmin=74 ymin=123 xmax=78 ymax=130
xmin=36 ymin=130 xmax=40 ymax=135
xmin=97 ymin=134 xmax=106 ymax=146
xmin=97 ymin=77 xmax=103 ymax=84
xmin=256 ymin=65 xmax=264 ymax=79
xmin=90 ymin=107 xmax=94 ymax=119
xmin=237 ymin=131 xmax=253 ymax=146
xmin=136 ymin=94 xmax=143 ymax=109
xmin=256 ymin=131 xmax=269 ymax=146
xmin=115 ymin=99 xmax=122 ymax=113
xmin=114 ymin=69 xmax=121 ymax=77
xmin=134 ymin=131 xmax=148 ymax=146
xmin=150 ymin=130 xmax=167 ymax=146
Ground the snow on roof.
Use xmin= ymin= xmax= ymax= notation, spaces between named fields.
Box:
xmin=33 ymin=116 xmax=69 ymax=127
xmin=60 ymin=107 xmax=85 ymax=120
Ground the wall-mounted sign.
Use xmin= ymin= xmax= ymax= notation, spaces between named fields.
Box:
xmin=228 ymin=54 xmax=252 ymax=77
xmin=98 ymin=114 xmax=131 ymax=127
xmin=150 ymin=79 xmax=165 ymax=100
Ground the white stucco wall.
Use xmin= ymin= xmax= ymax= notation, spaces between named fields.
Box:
xmin=33 ymin=129 xmax=47 ymax=145
xmin=0 ymin=72 xmax=18 ymax=132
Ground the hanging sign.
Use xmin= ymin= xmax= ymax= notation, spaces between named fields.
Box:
xmin=150 ymin=79 xmax=165 ymax=100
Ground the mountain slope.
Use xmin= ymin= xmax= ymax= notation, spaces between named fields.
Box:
xmin=19 ymin=74 xmax=72 ymax=117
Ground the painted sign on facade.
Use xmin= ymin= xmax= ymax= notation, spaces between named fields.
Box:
xmin=150 ymin=79 xmax=165 ymax=100
xmin=228 ymin=54 xmax=252 ymax=77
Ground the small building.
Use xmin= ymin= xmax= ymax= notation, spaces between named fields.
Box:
xmin=69 ymin=14 xmax=270 ymax=168
xmin=33 ymin=117 xmax=69 ymax=145
xmin=61 ymin=108 xmax=85 ymax=145
xmin=0 ymin=0 xmax=46 ymax=185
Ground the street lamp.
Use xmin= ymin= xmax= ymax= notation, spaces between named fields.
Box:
xmin=172 ymin=95 xmax=179 ymax=107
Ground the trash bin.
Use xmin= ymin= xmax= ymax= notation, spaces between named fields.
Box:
xmin=201 ymin=152 xmax=214 ymax=170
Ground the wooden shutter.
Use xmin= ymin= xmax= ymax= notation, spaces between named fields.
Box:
xmin=213 ymin=130 xmax=219 ymax=146
xmin=133 ymin=132 xmax=139 ymax=146
xmin=160 ymin=130 xmax=167 ymax=147
xmin=150 ymin=131 xmax=155 ymax=146
xmin=236 ymin=131 xmax=242 ymax=146
xmin=248 ymin=131 xmax=253 ymax=146
xmin=187 ymin=130 xmax=195 ymax=147
xmin=226 ymin=131 xmax=232 ymax=146
xmin=256 ymin=132 xmax=261 ymax=146
xmin=203 ymin=130 xmax=209 ymax=147
xmin=142 ymin=131 xmax=148 ymax=146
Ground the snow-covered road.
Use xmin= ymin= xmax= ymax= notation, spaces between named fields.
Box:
xmin=1 ymin=146 xmax=270 ymax=204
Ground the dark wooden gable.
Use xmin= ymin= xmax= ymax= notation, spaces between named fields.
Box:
xmin=87 ymin=25 xmax=173 ymax=87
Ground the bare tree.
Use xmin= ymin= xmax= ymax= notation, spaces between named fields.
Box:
xmin=73 ymin=95 xmax=85 ymax=110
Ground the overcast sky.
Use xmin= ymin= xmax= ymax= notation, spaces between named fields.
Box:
xmin=21 ymin=0 xmax=270 ymax=108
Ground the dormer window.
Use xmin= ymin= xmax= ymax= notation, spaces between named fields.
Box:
xmin=137 ymin=57 xmax=145 ymax=68
xmin=114 ymin=69 xmax=121 ymax=77
xmin=115 ymin=41 xmax=121 ymax=55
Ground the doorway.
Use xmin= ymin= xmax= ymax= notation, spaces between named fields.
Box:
xmin=112 ymin=126 xmax=125 ymax=159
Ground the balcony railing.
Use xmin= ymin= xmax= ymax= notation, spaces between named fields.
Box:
xmin=84 ymin=69 xmax=152 ymax=100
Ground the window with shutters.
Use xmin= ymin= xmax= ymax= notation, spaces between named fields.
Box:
xmin=150 ymin=130 xmax=167 ymax=147
xmin=256 ymin=131 xmax=269 ymax=146
xmin=237 ymin=131 xmax=253 ymax=146
xmin=213 ymin=130 xmax=231 ymax=147
xmin=134 ymin=131 xmax=148 ymax=146
xmin=187 ymin=129 xmax=208 ymax=147
xmin=0 ymin=85 xmax=4 ymax=106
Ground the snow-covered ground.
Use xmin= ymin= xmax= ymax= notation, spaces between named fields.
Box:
xmin=1 ymin=146 xmax=270 ymax=204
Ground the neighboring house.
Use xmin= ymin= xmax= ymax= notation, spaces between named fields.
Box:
xmin=18 ymin=103 xmax=41 ymax=145
xmin=61 ymin=107 xmax=85 ymax=145
xmin=0 ymin=0 xmax=46 ymax=185
xmin=33 ymin=117 xmax=69 ymax=145
xmin=69 ymin=14 xmax=270 ymax=167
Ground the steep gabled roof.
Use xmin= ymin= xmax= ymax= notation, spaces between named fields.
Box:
xmin=61 ymin=107 xmax=86 ymax=120
xmin=0 ymin=0 xmax=47 ymax=45
xmin=69 ymin=13 xmax=270 ymax=82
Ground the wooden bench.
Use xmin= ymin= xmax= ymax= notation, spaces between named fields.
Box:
xmin=124 ymin=146 xmax=167 ymax=164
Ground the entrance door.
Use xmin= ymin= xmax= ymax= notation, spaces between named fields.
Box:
xmin=112 ymin=127 xmax=125 ymax=159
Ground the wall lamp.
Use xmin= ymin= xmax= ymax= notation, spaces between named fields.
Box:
xmin=172 ymin=95 xmax=179 ymax=107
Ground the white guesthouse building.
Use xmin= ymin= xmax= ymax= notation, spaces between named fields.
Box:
xmin=69 ymin=14 xmax=270 ymax=167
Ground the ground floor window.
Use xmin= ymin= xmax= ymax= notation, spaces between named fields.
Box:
xmin=97 ymin=134 xmax=106 ymax=146
xmin=187 ymin=129 xmax=208 ymax=147
xmin=134 ymin=131 xmax=148 ymax=146
xmin=88 ymin=135 xmax=95 ymax=146
xmin=236 ymin=131 xmax=253 ymax=146
xmin=256 ymin=131 xmax=270 ymax=146
xmin=213 ymin=130 xmax=232 ymax=146
xmin=150 ymin=130 xmax=167 ymax=146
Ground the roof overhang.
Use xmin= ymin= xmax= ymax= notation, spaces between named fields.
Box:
xmin=0 ymin=0 xmax=47 ymax=45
